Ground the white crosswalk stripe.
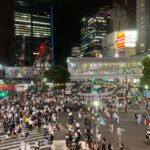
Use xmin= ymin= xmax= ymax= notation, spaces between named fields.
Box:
xmin=0 ymin=123 xmax=67 ymax=150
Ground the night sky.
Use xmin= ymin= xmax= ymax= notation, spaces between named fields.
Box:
xmin=53 ymin=0 xmax=113 ymax=65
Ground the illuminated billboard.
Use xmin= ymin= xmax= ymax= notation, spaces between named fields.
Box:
xmin=125 ymin=31 xmax=137 ymax=47
xmin=116 ymin=32 xmax=125 ymax=49
xmin=6 ymin=67 xmax=33 ymax=78
xmin=116 ymin=31 xmax=137 ymax=49
xmin=0 ymin=85 xmax=15 ymax=91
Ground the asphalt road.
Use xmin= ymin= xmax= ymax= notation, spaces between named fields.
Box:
xmin=54 ymin=105 xmax=150 ymax=150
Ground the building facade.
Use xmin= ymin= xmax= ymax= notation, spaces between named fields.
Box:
xmin=14 ymin=0 xmax=51 ymax=66
xmin=81 ymin=7 xmax=110 ymax=57
xmin=113 ymin=0 xmax=136 ymax=29
xmin=136 ymin=0 xmax=150 ymax=54
xmin=81 ymin=5 xmax=128 ymax=57
xmin=71 ymin=47 xmax=81 ymax=57
xmin=102 ymin=30 xmax=137 ymax=58
xmin=102 ymin=32 xmax=117 ymax=57
xmin=67 ymin=57 xmax=143 ymax=81
xmin=0 ymin=0 xmax=14 ymax=65
xmin=109 ymin=5 xmax=128 ymax=32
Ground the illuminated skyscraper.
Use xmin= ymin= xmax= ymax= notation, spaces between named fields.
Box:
xmin=136 ymin=0 xmax=150 ymax=53
xmin=113 ymin=0 xmax=136 ymax=29
xmin=81 ymin=5 xmax=127 ymax=57
xmin=0 ymin=0 xmax=14 ymax=65
xmin=109 ymin=5 xmax=128 ymax=31
xmin=14 ymin=0 xmax=51 ymax=65
xmin=81 ymin=7 xmax=110 ymax=57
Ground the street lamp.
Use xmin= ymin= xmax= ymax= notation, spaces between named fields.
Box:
xmin=93 ymin=101 xmax=99 ymax=108
xmin=43 ymin=78 xmax=47 ymax=83
xmin=38 ymin=78 xmax=47 ymax=92
xmin=145 ymin=85 xmax=148 ymax=91
xmin=145 ymin=85 xmax=148 ymax=97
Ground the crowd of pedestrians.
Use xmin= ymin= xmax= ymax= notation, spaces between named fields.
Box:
xmin=0 ymin=89 xmax=149 ymax=150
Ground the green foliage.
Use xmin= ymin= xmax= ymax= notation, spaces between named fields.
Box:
xmin=40 ymin=83 xmax=48 ymax=93
xmin=140 ymin=57 xmax=150 ymax=92
xmin=45 ymin=65 xmax=70 ymax=84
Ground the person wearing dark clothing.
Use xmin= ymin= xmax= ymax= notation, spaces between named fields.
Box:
xmin=108 ymin=143 xmax=113 ymax=150
xmin=119 ymin=143 xmax=125 ymax=150
xmin=102 ymin=138 xmax=106 ymax=150
xmin=37 ymin=118 xmax=41 ymax=132
xmin=68 ymin=132 xmax=73 ymax=148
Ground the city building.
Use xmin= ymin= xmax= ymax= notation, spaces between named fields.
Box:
xmin=81 ymin=7 xmax=111 ymax=57
xmin=67 ymin=57 xmax=143 ymax=83
xmin=109 ymin=5 xmax=128 ymax=32
xmin=0 ymin=0 xmax=14 ymax=65
xmin=102 ymin=30 xmax=137 ymax=57
xmin=136 ymin=0 xmax=150 ymax=54
xmin=81 ymin=5 xmax=128 ymax=57
xmin=113 ymin=0 xmax=136 ymax=29
xmin=71 ymin=47 xmax=81 ymax=57
xmin=14 ymin=0 xmax=51 ymax=66
xmin=102 ymin=32 xmax=117 ymax=57
xmin=116 ymin=31 xmax=137 ymax=57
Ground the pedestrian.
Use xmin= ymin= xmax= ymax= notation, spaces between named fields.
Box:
xmin=102 ymin=138 xmax=106 ymax=150
xmin=25 ymin=116 xmax=29 ymax=129
xmin=108 ymin=143 xmax=113 ymax=150
xmin=68 ymin=131 xmax=73 ymax=148
xmin=76 ymin=120 xmax=80 ymax=130
xmin=44 ymin=134 xmax=49 ymax=146
xmin=116 ymin=113 xmax=119 ymax=124
xmin=96 ymin=131 xmax=101 ymax=145
xmin=26 ymin=130 xmax=30 ymax=141
xmin=109 ymin=124 xmax=114 ymax=134
xmin=137 ymin=113 xmax=141 ymax=124
xmin=34 ymin=139 xmax=40 ymax=150
xmin=78 ymin=112 xmax=82 ymax=119
xmin=28 ymin=117 xmax=32 ymax=131
xmin=119 ymin=142 xmax=125 ymax=150
xmin=65 ymin=133 xmax=69 ymax=148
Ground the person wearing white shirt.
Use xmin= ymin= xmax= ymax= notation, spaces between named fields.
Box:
xmin=96 ymin=132 xmax=101 ymax=144
xmin=76 ymin=121 xmax=80 ymax=129
xmin=29 ymin=118 xmax=32 ymax=131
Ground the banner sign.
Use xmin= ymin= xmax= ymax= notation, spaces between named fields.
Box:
xmin=6 ymin=67 xmax=33 ymax=78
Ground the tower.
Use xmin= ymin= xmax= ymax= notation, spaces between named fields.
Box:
xmin=14 ymin=0 xmax=51 ymax=66
xmin=136 ymin=0 xmax=150 ymax=53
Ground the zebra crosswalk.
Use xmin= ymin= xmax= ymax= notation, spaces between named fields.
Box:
xmin=0 ymin=123 xmax=67 ymax=150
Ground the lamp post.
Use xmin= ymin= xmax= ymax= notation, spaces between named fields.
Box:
xmin=93 ymin=100 xmax=99 ymax=134
xmin=41 ymin=78 xmax=47 ymax=89
xmin=38 ymin=78 xmax=47 ymax=93
xmin=145 ymin=85 xmax=148 ymax=97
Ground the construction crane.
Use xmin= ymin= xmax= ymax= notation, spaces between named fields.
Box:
xmin=33 ymin=40 xmax=51 ymax=68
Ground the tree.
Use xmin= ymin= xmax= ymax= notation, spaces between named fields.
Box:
xmin=140 ymin=57 xmax=150 ymax=92
xmin=45 ymin=65 xmax=70 ymax=84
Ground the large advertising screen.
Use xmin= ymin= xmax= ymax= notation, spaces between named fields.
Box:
xmin=116 ymin=32 xmax=125 ymax=49
xmin=6 ymin=67 xmax=33 ymax=78
xmin=116 ymin=31 xmax=137 ymax=49
xmin=125 ymin=31 xmax=137 ymax=47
